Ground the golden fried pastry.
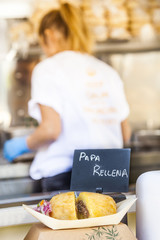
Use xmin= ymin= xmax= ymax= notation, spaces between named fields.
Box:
xmin=76 ymin=192 xmax=116 ymax=219
xmin=50 ymin=192 xmax=77 ymax=220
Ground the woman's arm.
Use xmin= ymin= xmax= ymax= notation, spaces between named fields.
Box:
xmin=27 ymin=104 xmax=61 ymax=150
xmin=121 ymin=118 xmax=131 ymax=145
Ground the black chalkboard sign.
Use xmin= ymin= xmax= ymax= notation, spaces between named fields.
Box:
xmin=70 ymin=148 xmax=131 ymax=192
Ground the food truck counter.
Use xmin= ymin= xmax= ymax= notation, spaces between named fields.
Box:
xmin=0 ymin=191 xmax=136 ymax=240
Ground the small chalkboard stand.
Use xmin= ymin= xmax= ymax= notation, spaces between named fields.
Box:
xmin=70 ymin=148 xmax=131 ymax=193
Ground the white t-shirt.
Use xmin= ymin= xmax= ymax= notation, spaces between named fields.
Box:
xmin=28 ymin=51 xmax=129 ymax=180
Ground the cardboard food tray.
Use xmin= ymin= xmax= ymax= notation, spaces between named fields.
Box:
xmin=23 ymin=196 xmax=136 ymax=230
xmin=24 ymin=223 xmax=137 ymax=240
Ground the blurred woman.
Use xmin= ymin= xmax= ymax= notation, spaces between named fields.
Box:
xmin=3 ymin=2 xmax=131 ymax=192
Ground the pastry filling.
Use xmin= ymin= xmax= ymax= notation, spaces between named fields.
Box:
xmin=76 ymin=200 xmax=89 ymax=218
xmin=34 ymin=200 xmax=52 ymax=216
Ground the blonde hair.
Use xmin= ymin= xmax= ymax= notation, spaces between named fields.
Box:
xmin=38 ymin=3 xmax=93 ymax=54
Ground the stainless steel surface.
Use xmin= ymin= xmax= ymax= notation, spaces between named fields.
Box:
xmin=125 ymin=128 xmax=160 ymax=183
xmin=132 ymin=129 xmax=160 ymax=148
xmin=0 ymin=151 xmax=39 ymax=197
xmin=0 ymin=192 xmax=53 ymax=208
xmin=130 ymin=151 xmax=160 ymax=184
xmin=0 ymin=151 xmax=33 ymax=178
xmin=0 ymin=56 xmax=39 ymax=127
xmin=0 ymin=178 xmax=41 ymax=198
xmin=95 ymin=38 xmax=160 ymax=54
xmin=0 ymin=162 xmax=30 ymax=179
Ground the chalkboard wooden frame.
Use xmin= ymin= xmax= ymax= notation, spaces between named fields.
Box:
xmin=70 ymin=148 xmax=131 ymax=192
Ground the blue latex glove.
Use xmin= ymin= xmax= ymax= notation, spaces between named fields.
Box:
xmin=3 ymin=137 xmax=31 ymax=162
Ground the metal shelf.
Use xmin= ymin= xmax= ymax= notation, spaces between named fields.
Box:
xmin=94 ymin=38 xmax=160 ymax=54
xmin=16 ymin=38 xmax=160 ymax=58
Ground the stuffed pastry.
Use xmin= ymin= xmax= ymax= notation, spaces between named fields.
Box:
xmin=76 ymin=192 xmax=116 ymax=219
xmin=50 ymin=192 xmax=78 ymax=220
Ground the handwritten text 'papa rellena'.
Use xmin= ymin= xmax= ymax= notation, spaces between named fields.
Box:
xmin=79 ymin=152 xmax=128 ymax=178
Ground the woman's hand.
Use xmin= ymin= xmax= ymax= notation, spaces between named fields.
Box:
xmin=3 ymin=137 xmax=31 ymax=162
xmin=3 ymin=105 xmax=61 ymax=162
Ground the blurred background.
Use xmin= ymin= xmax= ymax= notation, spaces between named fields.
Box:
xmin=0 ymin=1 xmax=160 ymax=239
xmin=0 ymin=0 xmax=160 ymax=197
